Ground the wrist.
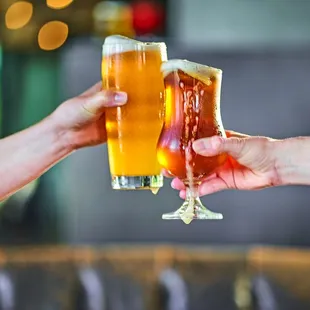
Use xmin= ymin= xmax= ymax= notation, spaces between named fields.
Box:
xmin=274 ymin=137 xmax=310 ymax=186
xmin=45 ymin=113 xmax=76 ymax=154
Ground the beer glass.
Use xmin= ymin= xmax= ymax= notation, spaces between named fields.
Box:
xmin=102 ymin=35 xmax=167 ymax=192
xmin=157 ymin=59 xmax=227 ymax=223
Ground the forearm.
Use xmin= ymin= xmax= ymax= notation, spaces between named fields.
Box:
xmin=275 ymin=136 xmax=310 ymax=186
xmin=0 ymin=115 xmax=73 ymax=200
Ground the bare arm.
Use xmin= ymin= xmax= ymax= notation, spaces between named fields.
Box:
xmin=275 ymin=137 xmax=310 ymax=186
xmin=0 ymin=116 xmax=71 ymax=201
xmin=0 ymin=83 xmax=127 ymax=202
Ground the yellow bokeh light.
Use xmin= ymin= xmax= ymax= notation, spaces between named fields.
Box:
xmin=5 ymin=1 xmax=33 ymax=30
xmin=46 ymin=0 xmax=73 ymax=9
xmin=38 ymin=21 xmax=69 ymax=51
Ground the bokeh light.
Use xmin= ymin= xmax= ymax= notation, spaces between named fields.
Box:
xmin=46 ymin=0 xmax=73 ymax=10
xmin=5 ymin=1 xmax=33 ymax=30
xmin=38 ymin=21 xmax=69 ymax=51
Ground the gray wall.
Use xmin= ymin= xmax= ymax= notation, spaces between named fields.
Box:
xmin=54 ymin=38 xmax=310 ymax=246
xmin=168 ymin=0 xmax=310 ymax=50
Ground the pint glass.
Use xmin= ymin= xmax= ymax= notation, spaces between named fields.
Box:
xmin=157 ymin=59 xmax=227 ymax=223
xmin=102 ymin=35 xmax=167 ymax=191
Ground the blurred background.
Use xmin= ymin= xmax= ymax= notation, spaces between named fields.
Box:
xmin=1 ymin=0 xmax=310 ymax=309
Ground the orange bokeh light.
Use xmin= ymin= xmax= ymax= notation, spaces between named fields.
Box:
xmin=5 ymin=1 xmax=33 ymax=30
xmin=38 ymin=21 xmax=69 ymax=51
xmin=46 ymin=0 xmax=73 ymax=10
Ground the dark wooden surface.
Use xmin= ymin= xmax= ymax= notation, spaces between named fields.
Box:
xmin=0 ymin=246 xmax=307 ymax=309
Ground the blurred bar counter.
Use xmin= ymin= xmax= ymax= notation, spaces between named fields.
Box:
xmin=0 ymin=245 xmax=308 ymax=310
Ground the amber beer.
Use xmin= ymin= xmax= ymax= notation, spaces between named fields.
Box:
xmin=157 ymin=60 xmax=226 ymax=181
xmin=157 ymin=59 xmax=227 ymax=222
xmin=102 ymin=35 xmax=167 ymax=191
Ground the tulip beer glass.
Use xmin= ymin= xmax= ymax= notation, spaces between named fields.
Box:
xmin=102 ymin=35 xmax=167 ymax=192
xmin=157 ymin=59 xmax=227 ymax=223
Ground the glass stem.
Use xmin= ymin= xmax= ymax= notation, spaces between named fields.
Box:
xmin=185 ymin=184 xmax=198 ymax=198
xmin=185 ymin=184 xmax=200 ymax=205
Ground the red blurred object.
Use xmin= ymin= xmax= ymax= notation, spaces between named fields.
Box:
xmin=131 ymin=0 xmax=165 ymax=35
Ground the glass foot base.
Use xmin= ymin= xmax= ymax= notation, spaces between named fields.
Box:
xmin=162 ymin=199 xmax=223 ymax=224
xmin=111 ymin=175 xmax=163 ymax=190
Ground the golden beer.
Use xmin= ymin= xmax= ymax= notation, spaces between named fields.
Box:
xmin=102 ymin=35 xmax=167 ymax=190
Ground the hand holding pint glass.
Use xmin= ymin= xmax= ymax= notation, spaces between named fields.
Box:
xmin=102 ymin=35 xmax=167 ymax=192
xmin=157 ymin=59 xmax=227 ymax=224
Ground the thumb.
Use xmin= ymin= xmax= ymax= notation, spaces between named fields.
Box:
xmin=193 ymin=135 xmax=246 ymax=159
xmin=82 ymin=90 xmax=127 ymax=115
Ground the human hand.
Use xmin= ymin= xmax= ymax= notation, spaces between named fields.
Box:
xmin=169 ymin=130 xmax=283 ymax=199
xmin=51 ymin=82 xmax=127 ymax=149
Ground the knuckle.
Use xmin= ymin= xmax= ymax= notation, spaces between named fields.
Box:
xmin=225 ymin=137 xmax=245 ymax=157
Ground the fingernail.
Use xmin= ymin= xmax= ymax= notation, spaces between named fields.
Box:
xmin=114 ymin=91 xmax=127 ymax=104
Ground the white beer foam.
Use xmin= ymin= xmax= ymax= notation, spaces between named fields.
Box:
xmin=104 ymin=35 xmax=139 ymax=46
xmin=161 ymin=59 xmax=222 ymax=83
xmin=102 ymin=35 xmax=167 ymax=57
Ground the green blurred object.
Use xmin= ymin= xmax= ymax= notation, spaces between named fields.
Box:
xmin=0 ymin=50 xmax=59 ymax=209
xmin=0 ymin=50 xmax=61 ymax=242
xmin=2 ymin=51 xmax=60 ymax=135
